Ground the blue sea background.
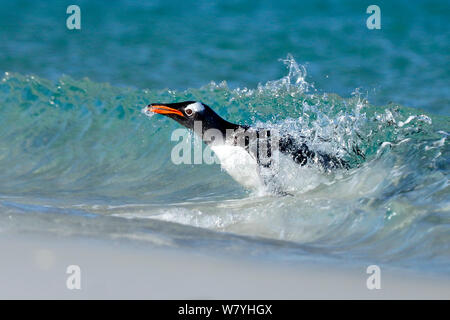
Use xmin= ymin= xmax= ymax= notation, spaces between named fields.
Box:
xmin=0 ymin=0 xmax=448 ymax=114
xmin=0 ymin=0 xmax=449 ymax=275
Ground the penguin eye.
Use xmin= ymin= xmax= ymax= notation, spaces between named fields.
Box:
xmin=185 ymin=108 xmax=194 ymax=116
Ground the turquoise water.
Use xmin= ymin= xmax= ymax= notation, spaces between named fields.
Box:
xmin=1 ymin=0 xmax=448 ymax=114
xmin=0 ymin=0 xmax=449 ymax=273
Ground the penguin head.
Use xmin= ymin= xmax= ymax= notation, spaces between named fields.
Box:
xmin=146 ymin=101 xmax=238 ymax=133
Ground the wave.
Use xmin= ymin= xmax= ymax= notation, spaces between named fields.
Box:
xmin=0 ymin=57 xmax=449 ymax=272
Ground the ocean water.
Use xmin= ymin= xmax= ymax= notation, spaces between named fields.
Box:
xmin=0 ymin=0 xmax=449 ymax=274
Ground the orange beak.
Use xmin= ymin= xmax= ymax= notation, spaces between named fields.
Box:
xmin=148 ymin=105 xmax=184 ymax=117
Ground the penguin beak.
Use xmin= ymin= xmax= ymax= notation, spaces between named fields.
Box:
xmin=147 ymin=104 xmax=184 ymax=117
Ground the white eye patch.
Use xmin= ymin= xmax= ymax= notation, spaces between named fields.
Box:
xmin=186 ymin=102 xmax=205 ymax=113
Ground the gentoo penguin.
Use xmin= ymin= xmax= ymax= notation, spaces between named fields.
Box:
xmin=146 ymin=101 xmax=348 ymax=192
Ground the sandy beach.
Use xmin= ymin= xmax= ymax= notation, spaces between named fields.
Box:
xmin=1 ymin=232 xmax=449 ymax=299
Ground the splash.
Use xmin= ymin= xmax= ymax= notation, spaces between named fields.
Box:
xmin=141 ymin=105 xmax=155 ymax=118
xmin=0 ymin=57 xmax=449 ymax=273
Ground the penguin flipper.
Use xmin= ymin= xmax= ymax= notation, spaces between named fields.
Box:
xmin=279 ymin=135 xmax=349 ymax=170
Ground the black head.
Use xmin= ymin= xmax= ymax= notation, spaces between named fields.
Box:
xmin=146 ymin=101 xmax=239 ymax=134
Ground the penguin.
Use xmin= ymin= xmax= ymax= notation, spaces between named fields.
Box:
xmin=146 ymin=101 xmax=348 ymax=192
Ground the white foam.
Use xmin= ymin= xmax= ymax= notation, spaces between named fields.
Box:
xmin=141 ymin=106 xmax=155 ymax=118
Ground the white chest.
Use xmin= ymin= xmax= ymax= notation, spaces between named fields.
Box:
xmin=210 ymin=144 xmax=263 ymax=190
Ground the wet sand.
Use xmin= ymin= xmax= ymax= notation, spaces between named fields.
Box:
xmin=0 ymin=233 xmax=449 ymax=299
